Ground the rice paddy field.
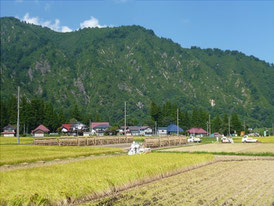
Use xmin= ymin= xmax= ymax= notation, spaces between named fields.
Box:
xmin=232 ymin=136 xmax=274 ymax=143
xmin=0 ymin=136 xmax=34 ymax=145
xmin=163 ymin=143 xmax=274 ymax=155
xmin=0 ymin=145 xmax=123 ymax=165
xmin=0 ymin=153 xmax=214 ymax=205
xmin=88 ymin=160 xmax=274 ymax=206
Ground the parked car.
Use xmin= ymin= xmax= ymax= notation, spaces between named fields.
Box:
xmin=242 ymin=135 xmax=258 ymax=143
xmin=221 ymin=136 xmax=233 ymax=143
xmin=187 ymin=136 xmax=201 ymax=143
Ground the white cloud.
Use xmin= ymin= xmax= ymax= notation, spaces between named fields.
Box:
xmin=62 ymin=26 xmax=72 ymax=33
xmin=80 ymin=16 xmax=106 ymax=29
xmin=22 ymin=13 xmax=72 ymax=33
xmin=23 ymin=13 xmax=39 ymax=25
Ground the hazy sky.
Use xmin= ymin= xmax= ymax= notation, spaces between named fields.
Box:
xmin=1 ymin=0 xmax=274 ymax=63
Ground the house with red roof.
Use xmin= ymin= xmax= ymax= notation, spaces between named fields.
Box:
xmin=2 ymin=125 xmax=17 ymax=137
xmin=32 ymin=124 xmax=50 ymax=137
xmin=90 ymin=122 xmax=110 ymax=136
xmin=187 ymin=128 xmax=207 ymax=137
xmin=61 ymin=124 xmax=72 ymax=134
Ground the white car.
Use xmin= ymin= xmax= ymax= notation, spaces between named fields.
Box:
xmin=187 ymin=136 xmax=201 ymax=143
xmin=242 ymin=135 xmax=258 ymax=143
xmin=221 ymin=137 xmax=233 ymax=143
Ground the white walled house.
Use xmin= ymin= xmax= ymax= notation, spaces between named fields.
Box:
xmin=158 ymin=127 xmax=168 ymax=136
xmin=2 ymin=125 xmax=16 ymax=137
xmin=140 ymin=126 xmax=153 ymax=136
xmin=32 ymin=124 xmax=50 ymax=137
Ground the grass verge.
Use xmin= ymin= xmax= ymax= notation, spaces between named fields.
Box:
xmin=0 ymin=145 xmax=123 ymax=165
xmin=0 ymin=153 xmax=213 ymax=205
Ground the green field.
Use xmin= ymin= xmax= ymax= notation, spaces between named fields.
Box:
xmin=0 ymin=145 xmax=123 ymax=165
xmin=0 ymin=153 xmax=214 ymax=205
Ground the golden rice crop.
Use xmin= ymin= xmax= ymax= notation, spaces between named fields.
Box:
xmin=0 ymin=145 xmax=123 ymax=165
xmin=89 ymin=160 xmax=274 ymax=206
xmin=164 ymin=143 xmax=274 ymax=154
xmin=0 ymin=153 xmax=213 ymax=205
xmin=0 ymin=137 xmax=34 ymax=145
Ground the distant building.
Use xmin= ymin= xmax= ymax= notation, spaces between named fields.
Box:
xmin=158 ymin=127 xmax=167 ymax=136
xmin=140 ymin=126 xmax=153 ymax=136
xmin=167 ymin=124 xmax=184 ymax=135
xmin=2 ymin=125 xmax=16 ymax=137
xmin=187 ymin=128 xmax=207 ymax=137
xmin=32 ymin=124 xmax=50 ymax=137
xmin=91 ymin=122 xmax=110 ymax=136
xmin=61 ymin=124 xmax=72 ymax=134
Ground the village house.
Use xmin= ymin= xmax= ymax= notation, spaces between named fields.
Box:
xmin=158 ymin=127 xmax=167 ymax=136
xmin=140 ymin=126 xmax=153 ymax=136
xmin=32 ymin=124 xmax=50 ymax=137
xmin=187 ymin=128 xmax=207 ymax=137
xmin=61 ymin=124 xmax=72 ymax=134
xmin=167 ymin=124 xmax=184 ymax=135
xmin=2 ymin=125 xmax=16 ymax=137
xmin=90 ymin=122 xmax=110 ymax=136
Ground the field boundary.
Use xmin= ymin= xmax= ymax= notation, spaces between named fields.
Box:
xmin=0 ymin=153 xmax=125 ymax=172
xmin=153 ymin=150 xmax=274 ymax=157
xmin=71 ymin=156 xmax=274 ymax=206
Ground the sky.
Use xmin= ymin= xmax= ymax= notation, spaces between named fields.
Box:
xmin=1 ymin=0 xmax=274 ymax=64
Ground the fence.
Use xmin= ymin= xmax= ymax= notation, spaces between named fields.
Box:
xmin=33 ymin=136 xmax=134 ymax=146
xmin=144 ymin=136 xmax=187 ymax=148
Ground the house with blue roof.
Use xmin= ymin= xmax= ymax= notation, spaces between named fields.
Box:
xmin=167 ymin=124 xmax=184 ymax=135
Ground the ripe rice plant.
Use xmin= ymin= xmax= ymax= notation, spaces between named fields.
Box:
xmin=88 ymin=160 xmax=274 ymax=206
xmin=0 ymin=145 xmax=123 ymax=165
xmin=0 ymin=137 xmax=34 ymax=145
xmin=163 ymin=143 xmax=274 ymax=155
xmin=0 ymin=153 xmax=213 ymax=205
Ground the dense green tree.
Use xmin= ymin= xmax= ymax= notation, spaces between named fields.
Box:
xmin=7 ymin=96 xmax=17 ymax=125
xmin=212 ymin=114 xmax=222 ymax=133
xmin=71 ymin=104 xmax=81 ymax=121
xmin=150 ymin=102 xmax=161 ymax=122
xmin=231 ymin=113 xmax=242 ymax=135
xmin=222 ymin=114 xmax=229 ymax=135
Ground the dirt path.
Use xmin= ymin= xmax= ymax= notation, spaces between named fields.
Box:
xmin=0 ymin=153 xmax=126 ymax=172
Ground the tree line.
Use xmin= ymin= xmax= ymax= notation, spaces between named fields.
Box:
xmin=0 ymin=97 xmax=245 ymax=135
xmin=150 ymin=101 xmax=245 ymax=135
xmin=0 ymin=97 xmax=94 ymax=134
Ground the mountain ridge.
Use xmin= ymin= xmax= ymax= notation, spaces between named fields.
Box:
xmin=1 ymin=17 xmax=274 ymax=127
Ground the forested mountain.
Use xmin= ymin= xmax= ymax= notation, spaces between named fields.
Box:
xmin=1 ymin=17 xmax=274 ymax=128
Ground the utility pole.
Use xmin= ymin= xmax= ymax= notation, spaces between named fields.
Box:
xmin=209 ymin=114 xmax=211 ymax=136
xmin=206 ymin=121 xmax=209 ymax=136
xmin=177 ymin=108 xmax=179 ymax=136
xmin=228 ymin=117 xmax=231 ymax=137
xmin=17 ymin=86 xmax=20 ymax=144
xmin=155 ymin=121 xmax=157 ymax=136
xmin=124 ymin=101 xmax=127 ymax=136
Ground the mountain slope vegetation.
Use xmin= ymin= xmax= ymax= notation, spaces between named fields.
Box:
xmin=1 ymin=17 xmax=274 ymax=127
